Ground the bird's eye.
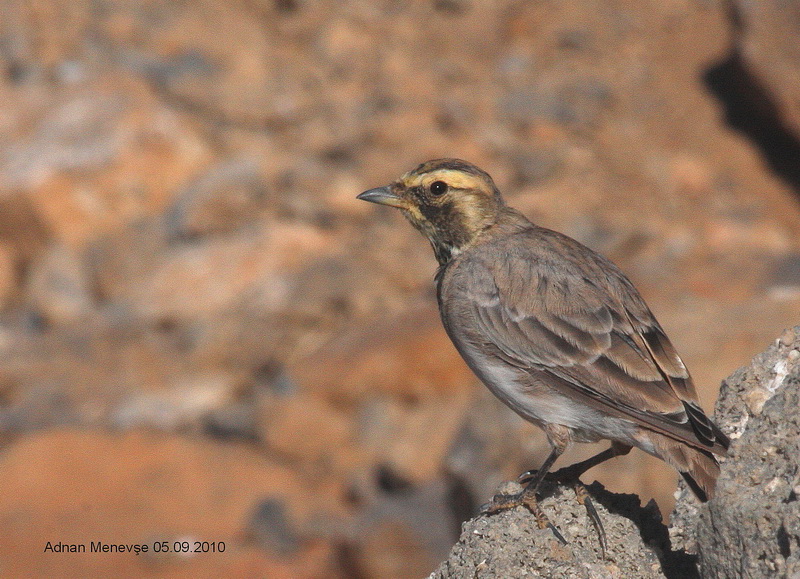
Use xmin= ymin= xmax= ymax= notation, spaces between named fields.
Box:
xmin=430 ymin=181 xmax=448 ymax=196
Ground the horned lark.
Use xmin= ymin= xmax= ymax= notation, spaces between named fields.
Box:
xmin=358 ymin=159 xmax=728 ymax=549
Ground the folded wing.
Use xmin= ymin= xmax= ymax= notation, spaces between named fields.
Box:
xmin=458 ymin=235 xmax=728 ymax=454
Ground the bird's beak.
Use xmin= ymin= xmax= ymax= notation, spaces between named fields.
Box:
xmin=357 ymin=186 xmax=406 ymax=209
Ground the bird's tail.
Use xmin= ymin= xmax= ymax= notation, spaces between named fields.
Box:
xmin=652 ymin=434 xmax=724 ymax=502
xmin=679 ymin=459 xmax=718 ymax=502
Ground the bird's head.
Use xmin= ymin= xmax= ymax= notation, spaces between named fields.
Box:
xmin=357 ymin=159 xmax=505 ymax=264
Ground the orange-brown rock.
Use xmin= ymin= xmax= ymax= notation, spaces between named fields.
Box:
xmin=0 ymin=430 xmax=343 ymax=579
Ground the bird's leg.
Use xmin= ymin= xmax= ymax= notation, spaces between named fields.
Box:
xmin=482 ymin=444 xmax=563 ymax=515
xmin=519 ymin=442 xmax=632 ymax=558
xmin=481 ymin=432 xmax=569 ymax=545
xmin=520 ymin=442 xmax=632 ymax=484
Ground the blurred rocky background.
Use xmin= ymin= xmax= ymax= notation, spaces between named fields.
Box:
xmin=0 ymin=0 xmax=798 ymax=577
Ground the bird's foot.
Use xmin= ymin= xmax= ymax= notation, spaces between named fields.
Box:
xmin=480 ymin=487 xmax=567 ymax=546
xmin=517 ymin=467 xmax=607 ymax=558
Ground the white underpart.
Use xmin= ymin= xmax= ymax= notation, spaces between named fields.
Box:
xmin=456 ymin=336 xmax=641 ymax=448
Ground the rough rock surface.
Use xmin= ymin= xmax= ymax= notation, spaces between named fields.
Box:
xmin=694 ymin=327 xmax=800 ymax=578
xmin=670 ymin=327 xmax=800 ymax=577
xmin=430 ymin=481 xmax=674 ymax=579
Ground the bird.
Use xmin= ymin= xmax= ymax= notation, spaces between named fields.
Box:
xmin=357 ymin=158 xmax=729 ymax=550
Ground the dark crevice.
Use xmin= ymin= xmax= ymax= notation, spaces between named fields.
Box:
xmin=776 ymin=524 xmax=792 ymax=559
xmin=375 ymin=464 xmax=414 ymax=494
xmin=445 ymin=474 xmax=476 ymax=538
xmin=703 ymin=50 xmax=800 ymax=196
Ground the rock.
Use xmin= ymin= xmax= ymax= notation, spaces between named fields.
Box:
xmin=94 ymin=0 xmax=313 ymax=128
xmin=767 ymin=253 xmax=800 ymax=303
xmin=290 ymin=309 xmax=474 ymax=404
xmin=351 ymin=520 xmax=439 ymax=579
xmin=165 ymin=158 xmax=269 ymax=239
xmin=507 ymin=149 xmax=565 ymax=187
xmin=25 ymin=243 xmax=93 ymax=324
xmin=349 ymin=479 xmax=460 ymax=579
xmin=0 ymin=88 xmax=129 ymax=191
xmin=0 ymin=243 xmax=17 ymax=310
xmin=431 ymin=482 xmax=669 ymax=578
xmin=690 ymin=326 xmax=800 ymax=578
xmin=259 ymin=394 xmax=352 ymax=464
xmin=0 ymin=430 xmax=338 ymax=579
xmin=203 ymin=399 xmax=261 ymax=442
xmin=0 ymin=383 xmax=79 ymax=434
xmin=246 ymin=498 xmax=301 ymax=556
xmin=88 ymin=218 xmax=333 ymax=323
xmin=1 ymin=74 xmax=210 ymax=248
xmin=497 ymin=77 xmax=613 ymax=130
xmin=110 ymin=372 xmax=238 ymax=431
xmin=0 ymin=193 xmax=51 ymax=261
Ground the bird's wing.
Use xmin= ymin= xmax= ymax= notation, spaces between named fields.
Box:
xmin=454 ymin=235 xmax=727 ymax=452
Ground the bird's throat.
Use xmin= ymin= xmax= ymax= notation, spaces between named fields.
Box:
xmin=405 ymin=211 xmax=470 ymax=265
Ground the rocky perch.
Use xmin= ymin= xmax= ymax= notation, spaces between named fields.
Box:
xmin=431 ymin=326 xmax=800 ymax=578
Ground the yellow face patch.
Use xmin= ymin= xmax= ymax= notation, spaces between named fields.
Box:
xmin=400 ymin=202 xmax=425 ymax=223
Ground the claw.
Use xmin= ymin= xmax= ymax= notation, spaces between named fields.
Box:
xmin=545 ymin=521 xmax=568 ymax=545
xmin=575 ymin=483 xmax=607 ymax=558
xmin=503 ymin=443 xmax=626 ymax=557
xmin=513 ymin=467 xmax=610 ymax=557
xmin=517 ymin=469 xmax=537 ymax=484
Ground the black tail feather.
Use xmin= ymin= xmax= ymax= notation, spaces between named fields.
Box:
xmin=681 ymin=471 xmax=709 ymax=502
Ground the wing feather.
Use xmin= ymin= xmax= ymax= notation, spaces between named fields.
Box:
xmin=449 ymin=228 xmax=726 ymax=452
